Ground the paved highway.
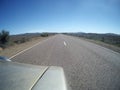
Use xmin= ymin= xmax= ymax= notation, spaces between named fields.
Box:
xmin=11 ymin=34 xmax=120 ymax=90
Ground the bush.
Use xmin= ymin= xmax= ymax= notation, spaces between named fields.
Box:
xmin=0 ymin=30 xmax=10 ymax=48
xmin=41 ymin=33 xmax=48 ymax=37
xmin=0 ymin=30 xmax=9 ymax=44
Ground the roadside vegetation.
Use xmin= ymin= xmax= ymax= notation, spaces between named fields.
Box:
xmin=0 ymin=30 xmax=10 ymax=49
xmin=65 ymin=33 xmax=120 ymax=47
xmin=64 ymin=32 xmax=120 ymax=53
xmin=0 ymin=30 xmax=56 ymax=57
xmin=0 ymin=30 xmax=56 ymax=50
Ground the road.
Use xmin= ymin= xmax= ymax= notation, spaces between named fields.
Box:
xmin=11 ymin=34 xmax=120 ymax=90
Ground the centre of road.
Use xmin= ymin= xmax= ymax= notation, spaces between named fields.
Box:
xmin=64 ymin=41 xmax=67 ymax=46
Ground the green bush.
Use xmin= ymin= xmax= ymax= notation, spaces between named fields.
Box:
xmin=41 ymin=33 xmax=48 ymax=37
xmin=0 ymin=30 xmax=9 ymax=44
xmin=0 ymin=30 xmax=10 ymax=48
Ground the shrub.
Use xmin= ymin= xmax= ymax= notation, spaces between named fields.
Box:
xmin=0 ymin=30 xmax=10 ymax=48
xmin=0 ymin=30 xmax=9 ymax=44
xmin=41 ymin=33 xmax=48 ymax=37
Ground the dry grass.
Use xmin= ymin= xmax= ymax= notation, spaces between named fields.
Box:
xmin=0 ymin=37 xmax=48 ymax=58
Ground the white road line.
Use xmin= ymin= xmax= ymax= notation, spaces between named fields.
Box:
xmin=9 ymin=37 xmax=52 ymax=59
xmin=64 ymin=41 xmax=67 ymax=46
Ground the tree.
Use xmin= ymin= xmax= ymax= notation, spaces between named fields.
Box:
xmin=0 ymin=30 xmax=10 ymax=44
xmin=41 ymin=32 xmax=48 ymax=37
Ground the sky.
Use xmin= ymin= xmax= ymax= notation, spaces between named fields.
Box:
xmin=0 ymin=0 xmax=120 ymax=35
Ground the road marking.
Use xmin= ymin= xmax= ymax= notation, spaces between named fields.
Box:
xmin=64 ymin=41 xmax=67 ymax=46
xmin=9 ymin=42 xmax=41 ymax=59
xmin=9 ymin=37 xmax=53 ymax=59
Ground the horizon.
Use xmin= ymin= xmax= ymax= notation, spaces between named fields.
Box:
xmin=0 ymin=0 xmax=120 ymax=35
xmin=10 ymin=31 xmax=120 ymax=36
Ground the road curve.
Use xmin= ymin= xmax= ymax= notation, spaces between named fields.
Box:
xmin=11 ymin=34 xmax=120 ymax=90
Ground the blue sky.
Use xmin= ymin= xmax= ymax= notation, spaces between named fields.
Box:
xmin=0 ymin=0 xmax=120 ymax=34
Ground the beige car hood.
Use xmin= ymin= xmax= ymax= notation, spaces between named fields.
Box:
xmin=0 ymin=61 xmax=67 ymax=90
xmin=0 ymin=61 xmax=48 ymax=90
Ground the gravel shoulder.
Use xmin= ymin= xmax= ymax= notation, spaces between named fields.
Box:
xmin=70 ymin=36 xmax=120 ymax=53
xmin=82 ymin=38 xmax=120 ymax=53
xmin=0 ymin=37 xmax=48 ymax=58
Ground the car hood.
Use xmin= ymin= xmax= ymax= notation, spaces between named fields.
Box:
xmin=0 ymin=61 xmax=67 ymax=90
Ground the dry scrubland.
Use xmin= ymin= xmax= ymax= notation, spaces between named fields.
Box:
xmin=79 ymin=37 xmax=120 ymax=53
xmin=0 ymin=31 xmax=54 ymax=58
xmin=0 ymin=37 xmax=48 ymax=58
xmin=64 ymin=33 xmax=120 ymax=53
xmin=0 ymin=32 xmax=120 ymax=59
xmin=90 ymin=39 xmax=119 ymax=53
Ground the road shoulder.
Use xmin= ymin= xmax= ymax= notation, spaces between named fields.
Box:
xmin=0 ymin=37 xmax=48 ymax=58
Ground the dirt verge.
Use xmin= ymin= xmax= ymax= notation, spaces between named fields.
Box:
xmin=0 ymin=37 xmax=48 ymax=58
xmin=80 ymin=37 xmax=120 ymax=53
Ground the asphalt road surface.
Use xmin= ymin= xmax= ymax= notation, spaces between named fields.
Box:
xmin=11 ymin=34 xmax=120 ymax=90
